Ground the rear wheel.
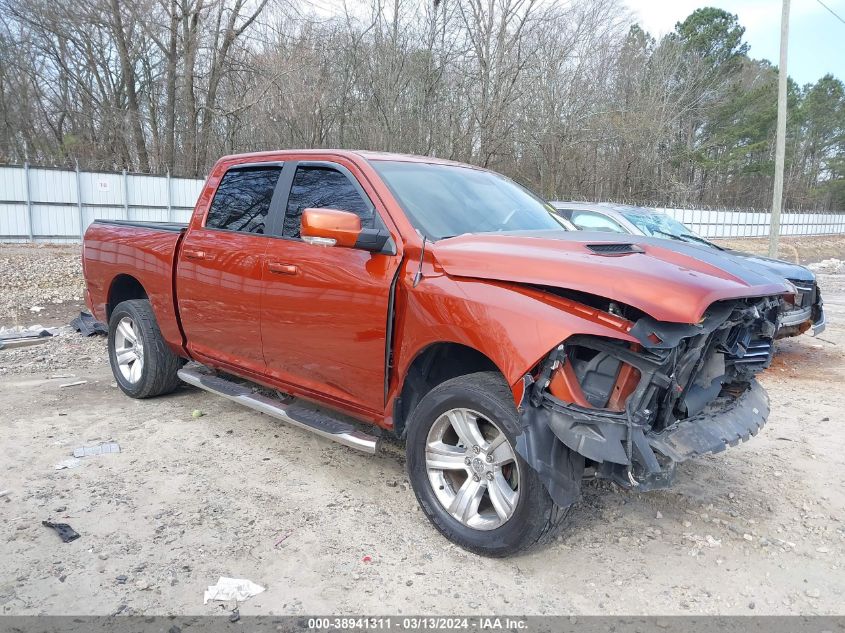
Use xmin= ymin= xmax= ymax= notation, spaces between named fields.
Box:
xmin=108 ymin=299 xmax=182 ymax=398
xmin=406 ymin=372 xmax=568 ymax=557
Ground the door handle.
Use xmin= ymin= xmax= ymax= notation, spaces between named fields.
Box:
xmin=268 ymin=262 xmax=299 ymax=275
xmin=184 ymin=249 xmax=210 ymax=260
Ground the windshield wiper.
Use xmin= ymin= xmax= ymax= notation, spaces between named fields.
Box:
xmin=649 ymin=229 xmax=721 ymax=250
xmin=678 ymin=233 xmax=722 ymax=249
xmin=649 ymin=229 xmax=686 ymax=242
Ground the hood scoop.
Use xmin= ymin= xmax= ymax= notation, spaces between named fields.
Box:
xmin=586 ymin=242 xmax=644 ymax=256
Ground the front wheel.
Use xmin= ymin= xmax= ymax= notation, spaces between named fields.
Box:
xmin=108 ymin=299 xmax=182 ymax=399
xmin=405 ymin=372 xmax=569 ymax=557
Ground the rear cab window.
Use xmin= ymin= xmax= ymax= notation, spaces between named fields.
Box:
xmin=206 ymin=166 xmax=283 ymax=234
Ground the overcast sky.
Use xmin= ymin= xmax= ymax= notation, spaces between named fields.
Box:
xmin=624 ymin=0 xmax=845 ymax=86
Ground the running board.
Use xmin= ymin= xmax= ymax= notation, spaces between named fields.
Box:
xmin=177 ymin=366 xmax=379 ymax=454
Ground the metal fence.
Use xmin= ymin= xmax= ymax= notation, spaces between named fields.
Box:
xmin=0 ymin=164 xmax=205 ymax=242
xmin=1 ymin=163 xmax=844 ymax=242
xmin=657 ymin=207 xmax=845 ymax=239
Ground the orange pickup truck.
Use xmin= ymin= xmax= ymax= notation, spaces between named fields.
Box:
xmin=83 ymin=150 xmax=789 ymax=556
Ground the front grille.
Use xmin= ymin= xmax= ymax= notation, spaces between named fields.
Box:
xmin=788 ymin=279 xmax=816 ymax=307
xmin=730 ymin=337 xmax=773 ymax=369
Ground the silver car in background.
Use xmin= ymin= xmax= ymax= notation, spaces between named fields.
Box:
xmin=551 ymin=202 xmax=825 ymax=338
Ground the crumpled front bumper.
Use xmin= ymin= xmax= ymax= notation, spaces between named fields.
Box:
xmin=516 ymin=378 xmax=770 ymax=503
xmin=647 ymin=380 xmax=768 ymax=462
xmin=778 ymin=285 xmax=825 ymax=337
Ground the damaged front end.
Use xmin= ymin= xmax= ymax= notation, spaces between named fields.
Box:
xmin=515 ymin=295 xmax=780 ymax=508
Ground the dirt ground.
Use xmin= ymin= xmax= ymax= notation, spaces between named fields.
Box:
xmin=1 ymin=243 xmax=844 ymax=616
xmin=715 ymin=234 xmax=845 ymax=266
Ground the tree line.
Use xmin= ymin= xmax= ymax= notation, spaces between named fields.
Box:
xmin=1 ymin=0 xmax=843 ymax=210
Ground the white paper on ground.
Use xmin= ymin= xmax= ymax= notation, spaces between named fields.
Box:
xmin=203 ymin=577 xmax=265 ymax=604
xmin=54 ymin=458 xmax=83 ymax=470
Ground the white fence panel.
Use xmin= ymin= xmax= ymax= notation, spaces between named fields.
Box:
xmin=0 ymin=164 xmax=205 ymax=242
xmin=657 ymin=207 xmax=845 ymax=238
xmin=3 ymin=163 xmax=844 ymax=242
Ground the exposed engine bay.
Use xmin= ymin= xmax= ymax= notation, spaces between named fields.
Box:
xmin=515 ymin=294 xmax=781 ymax=507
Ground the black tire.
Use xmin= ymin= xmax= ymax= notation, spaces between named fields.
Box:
xmin=405 ymin=371 xmax=569 ymax=557
xmin=108 ymin=299 xmax=182 ymax=399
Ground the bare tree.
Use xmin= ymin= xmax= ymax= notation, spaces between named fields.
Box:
xmin=1 ymin=0 xmax=842 ymax=209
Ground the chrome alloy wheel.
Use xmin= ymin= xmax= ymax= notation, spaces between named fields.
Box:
xmin=425 ymin=408 xmax=521 ymax=530
xmin=114 ymin=316 xmax=144 ymax=383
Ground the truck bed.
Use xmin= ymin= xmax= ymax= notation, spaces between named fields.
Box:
xmin=82 ymin=219 xmax=187 ymax=354
xmin=92 ymin=219 xmax=188 ymax=232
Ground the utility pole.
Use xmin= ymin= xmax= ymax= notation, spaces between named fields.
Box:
xmin=768 ymin=0 xmax=790 ymax=258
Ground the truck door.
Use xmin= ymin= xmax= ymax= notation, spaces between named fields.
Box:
xmin=260 ymin=160 xmax=400 ymax=415
xmin=176 ymin=164 xmax=284 ymax=374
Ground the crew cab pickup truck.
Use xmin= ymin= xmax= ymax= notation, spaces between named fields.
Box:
xmin=83 ymin=150 xmax=789 ymax=556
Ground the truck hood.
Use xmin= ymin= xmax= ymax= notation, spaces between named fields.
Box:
xmin=432 ymin=231 xmax=790 ymax=324
xmin=725 ymin=250 xmax=815 ymax=283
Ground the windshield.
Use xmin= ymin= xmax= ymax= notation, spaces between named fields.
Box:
xmin=372 ymin=161 xmax=565 ymax=240
xmin=621 ymin=210 xmax=715 ymax=245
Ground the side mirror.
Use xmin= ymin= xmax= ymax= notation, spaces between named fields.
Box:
xmin=300 ymin=208 xmax=393 ymax=253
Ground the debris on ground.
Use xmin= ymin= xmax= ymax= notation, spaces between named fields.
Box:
xmin=0 ymin=325 xmax=56 ymax=350
xmin=42 ymin=520 xmax=81 ymax=543
xmin=0 ymin=244 xmax=85 ymax=321
xmin=808 ymin=258 xmax=844 ymax=274
xmin=73 ymin=442 xmax=120 ymax=458
xmin=54 ymin=458 xmax=83 ymax=470
xmin=0 ymin=489 xmax=10 ymax=498
xmin=203 ymin=577 xmax=265 ymax=604
xmin=70 ymin=311 xmax=108 ymax=337
xmin=191 ymin=409 xmax=204 ymax=419
xmin=60 ymin=380 xmax=87 ymax=388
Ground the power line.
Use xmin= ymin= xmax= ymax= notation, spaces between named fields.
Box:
xmin=815 ymin=0 xmax=845 ymax=25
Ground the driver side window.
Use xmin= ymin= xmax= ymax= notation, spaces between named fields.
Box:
xmin=283 ymin=166 xmax=373 ymax=239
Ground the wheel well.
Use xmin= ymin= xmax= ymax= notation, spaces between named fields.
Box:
xmin=107 ymin=275 xmax=148 ymax=319
xmin=394 ymin=342 xmax=501 ymax=438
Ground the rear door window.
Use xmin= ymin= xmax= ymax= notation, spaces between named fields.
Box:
xmin=283 ymin=166 xmax=373 ymax=239
xmin=206 ymin=166 xmax=283 ymax=234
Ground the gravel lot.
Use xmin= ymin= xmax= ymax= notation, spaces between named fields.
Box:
xmin=1 ymin=242 xmax=844 ymax=616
